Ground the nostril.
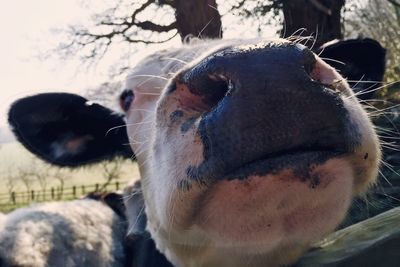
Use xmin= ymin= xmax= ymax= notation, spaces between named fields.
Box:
xmin=204 ymin=75 xmax=234 ymax=105
xmin=196 ymin=75 xmax=229 ymax=107
xmin=176 ymin=72 xmax=231 ymax=113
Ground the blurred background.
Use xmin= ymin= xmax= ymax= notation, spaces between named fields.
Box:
xmin=0 ymin=0 xmax=399 ymax=215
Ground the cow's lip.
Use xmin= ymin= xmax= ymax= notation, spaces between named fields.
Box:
xmin=221 ymin=148 xmax=345 ymax=181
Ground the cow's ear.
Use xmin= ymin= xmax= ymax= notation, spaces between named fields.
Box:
xmin=318 ymin=38 xmax=386 ymax=99
xmin=8 ymin=93 xmax=134 ymax=167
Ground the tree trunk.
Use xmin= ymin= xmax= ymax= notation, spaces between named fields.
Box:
xmin=174 ymin=0 xmax=222 ymax=40
xmin=281 ymin=0 xmax=345 ymax=47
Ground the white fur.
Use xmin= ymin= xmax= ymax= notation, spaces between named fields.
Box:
xmin=0 ymin=200 xmax=126 ymax=267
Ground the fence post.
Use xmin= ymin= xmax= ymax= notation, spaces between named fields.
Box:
xmin=31 ymin=190 xmax=35 ymax=201
xmin=95 ymin=183 xmax=99 ymax=192
xmin=81 ymin=185 xmax=85 ymax=195
xmin=116 ymin=181 xmax=119 ymax=190
xmin=51 ymin=188 xmax=55 ymax=199
xmin=72 ymin=186 xmax=76 ymax=198
xmin=11 ymin=192 xmax=16 ymax=204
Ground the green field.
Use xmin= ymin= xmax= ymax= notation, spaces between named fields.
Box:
xmin=0 ymin=142 xmax=141 ymax=211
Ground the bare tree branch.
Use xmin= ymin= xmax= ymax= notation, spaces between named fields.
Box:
xmin=123 ymin=31 xmax=178 ymax=44
xmin=136 ymin=21 xmax=177 ymax=32
xmin=131 ymin=0 xmax=155 ymax=23
xmin=52 ymin=0 xmax=222 ymax=74
xmin=54 ymin=0 xmax=177 ymax=69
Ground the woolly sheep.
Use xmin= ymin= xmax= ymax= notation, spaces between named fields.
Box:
xmin=0 ymin=199 xmax=126 ymax=267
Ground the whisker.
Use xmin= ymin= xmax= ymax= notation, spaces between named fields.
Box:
xmin=350 ymin=74 xmax=366 ymax=91
xmin=320 ymin=57 xmax=346 ymax=65
xmin=309 ymin=27 xmax=318 ymax=51
xmin=352 ymin=80 xmax=400 ymax=97
xmin=128 ymin=204 xmax=146 ymax=234
xmin=368 ymin=103 xmax=400 ymax=116
xmin=375 ymin=126 xmax=400 ymax=135
xmin=136 ymin=92 xmax=162 ymax=96
xmin=125 ymin=120 xmax=153 ymax=127
xmin=105 ymin=124 xmax=127 ymax=136
xmin=198 ymin=18 xmax=214 ymax=39
xmin=378 ymin=169 xmax=393 ymax=186
xmin=128 ymin=74 xmax=169 ymax=80
xmin=130 ymin=108 xmax=156 ymax=113
xmin=162 ymin=57 xmax=188 ymax=64
xmin=286 ymin=28 xmax=307 ymax=39
xmin=122 ymin=189 xmax=142 ymax=201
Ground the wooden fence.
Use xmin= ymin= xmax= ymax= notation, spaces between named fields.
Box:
xmin=0 ymin=180 xmax=129 ymax=212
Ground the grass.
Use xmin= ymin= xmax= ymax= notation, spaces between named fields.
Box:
xmin=0 ymin=142 xmax=141 ymax=212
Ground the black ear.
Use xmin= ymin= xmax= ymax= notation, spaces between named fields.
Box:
xmin=102 ymin=192 xmax=126 ymax=218
xmin=317 ymin=38 xmax=386 ymax=99
xmin=8 ymin=93 xmax=134 ymax=167
xmin=84 ymin=191 xmax=127 ymax=218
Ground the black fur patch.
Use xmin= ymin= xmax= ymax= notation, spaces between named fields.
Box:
xmin=170 ymin=110 xmax=184 ymax=122
xmin=8 ymin=93 xmax=134 ymax=167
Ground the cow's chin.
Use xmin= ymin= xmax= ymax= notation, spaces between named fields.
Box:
xmin=144 ymin=157 xmax=355 ymax=267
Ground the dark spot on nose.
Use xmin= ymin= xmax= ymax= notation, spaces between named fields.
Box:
xmin=181 ymin=117 xmax=197 ymax=133
xmin=170 ymin=110 xmax=184 ymax=122
xmin=364 ymin=153 xmax=369 ymax=160
xmin=310 ymin=175 xmax=321 ymax=189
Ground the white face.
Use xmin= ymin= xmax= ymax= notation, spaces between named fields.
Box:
xmin=121 ymin=38 xmax=380 ymax=267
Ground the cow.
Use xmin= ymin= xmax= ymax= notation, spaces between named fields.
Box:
xmin=6 ymin=37 xmax=385 ymax=267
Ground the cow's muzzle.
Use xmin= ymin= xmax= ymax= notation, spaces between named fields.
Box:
xmin=173 ymin=42 xmax=359 ymax=182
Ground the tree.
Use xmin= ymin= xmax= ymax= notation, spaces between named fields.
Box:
xmin=4 ymin=169 xmax=17 ymax=203
xmin=51 ymin=168 xmax=71 ymax=199
xmin=30 ymin=164 xmax=52 ymax=200
xmin=17 ymin=168 xmax=35 ymax=201
xmin=173 ymin=0 xmax=222 ymax=39
xmin=57 ymin=0 xmax=350 ymax=69
xmin=281 ymin=0 xmax=345 ymax=46
xmin=99 ymin=158 xmax=124 ymax=191
xmin=58 ymin=0 xmax=221 ymax=66
xmin=229 ymin=0 xmax=345 ymax=47
xmin=55 ymin=0 xmax=399 ymax=83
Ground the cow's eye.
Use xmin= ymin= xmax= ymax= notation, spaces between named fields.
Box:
xmin=119 ymin=89 xmax=134 ymax=112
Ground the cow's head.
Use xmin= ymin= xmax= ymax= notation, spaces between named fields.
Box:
xmin=8 ymin=38 xmax=383 ymax=267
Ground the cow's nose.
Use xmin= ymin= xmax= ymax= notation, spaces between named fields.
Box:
xmin=178 ymin=42 xmax=317 ymax=108
xmin=176 ymin=42 xmax=357 ymax=181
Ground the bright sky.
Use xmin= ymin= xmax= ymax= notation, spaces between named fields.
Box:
xmin=0 ymin=0 xmax=277 ymax=143
xmin=0 ymin=0 xmax=109 ymax=140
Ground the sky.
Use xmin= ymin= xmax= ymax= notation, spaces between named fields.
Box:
xmin=0 ymin=0 xmax=110 ymax=142
xmin=0 ymin=0 xmax=277 ymax=143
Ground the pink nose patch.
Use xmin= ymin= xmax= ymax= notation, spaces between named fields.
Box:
xmin=310 ymin=57 xmax=346 ymax=91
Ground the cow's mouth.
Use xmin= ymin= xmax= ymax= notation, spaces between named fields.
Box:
xmin=185 ymin=109 xmax=355 ymax=183
xmin=221 ymin=147 xmax=345 ymax=181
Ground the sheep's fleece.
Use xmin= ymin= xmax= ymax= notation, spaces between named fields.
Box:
xmin=0 ymin=200 xmax=126 ymax=267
